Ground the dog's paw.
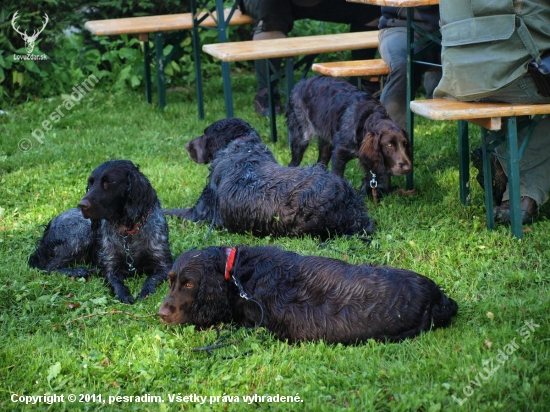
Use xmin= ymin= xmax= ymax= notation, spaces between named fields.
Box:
xmin=137 ymin=282 xmax=157 ymax=300
xmin=117 ymin=293 xmax=135 ymax=304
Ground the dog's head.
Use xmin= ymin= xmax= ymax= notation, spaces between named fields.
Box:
xmin=186 ymin=118 xmax=260 ymax=164
xmin=78 ymin=160 xmax=157 ymax=223
xmin=158 ymin=247 xmax=233 ymax=327
xmin=359 ymin=113 xmax=412 ymax=176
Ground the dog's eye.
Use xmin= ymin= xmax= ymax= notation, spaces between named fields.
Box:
xmin=386 ymin=143 xmax=393 ymax=148
xmin=102 ymin=180 xmax=116 ymax=190
xmin=184 ymin=282 xmax=194 ymax=289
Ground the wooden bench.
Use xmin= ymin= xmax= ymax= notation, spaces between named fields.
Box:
xmin=85 ymin=8 xmax=252 ymax=116
xmin=410 ymin=98 xmax=550 ymax=238
xmin=312 ymin=59 xmax=390 ymax=77
xmin=312 ymin=59 xmax=390 ymax=94
xmin=203 ymin=30 xmax=380 ymax=141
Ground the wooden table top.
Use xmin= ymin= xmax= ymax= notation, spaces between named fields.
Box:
xmin=85 ymin=9 xmax=252 ymax=36
xmin=346 ymin=0 xmax=439 ymax=6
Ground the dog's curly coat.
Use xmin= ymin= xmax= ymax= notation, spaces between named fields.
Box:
xmin=158 ymin=246 xmax=458 ymax=343
xmin=165 ymin=118 xmax=375 ymax=239
xmin=29 ymin=160 xmax=173 ymax=303
xmin=287 ymin=76 xmax=412 ymax=196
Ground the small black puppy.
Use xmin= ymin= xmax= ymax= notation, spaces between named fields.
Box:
xmin=29 ymin=160 xmax=173 ymax=304
xmin=159 ymin=246 xmax=458 ymax=343
xmin=165 ymin=118 xmax=375 ymax=239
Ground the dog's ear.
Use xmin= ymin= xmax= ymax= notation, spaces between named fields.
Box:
xmin=191 ymin=255 xmax=233 ymax=327
xmin=124 ymin=166 xmax=156 ymax=220
xmin=187 ymin=136 xmax=210 ymax=164
xmin=359 ymin=131 xmax=386 ymax=175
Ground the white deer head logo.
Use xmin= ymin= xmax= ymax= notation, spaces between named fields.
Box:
xmin=11 ymin=11 xmax=49 ymax=55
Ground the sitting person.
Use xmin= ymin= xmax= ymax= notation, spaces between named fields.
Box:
xmin=378 ymin=6 xmax=441 ymax=129
xmin=434 ymin=0 xmax=550 ymax=225
xmin=239 ymin=0 xmax=380 ymax=116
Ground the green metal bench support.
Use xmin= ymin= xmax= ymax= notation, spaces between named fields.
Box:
xmin=479 ymin=116 xmax=543 ymax=238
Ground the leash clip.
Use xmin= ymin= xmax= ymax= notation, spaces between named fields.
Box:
xmin=232 ymin=275 xmax=250 ymax=300
xmin=369 ymin=170 xmax=378 ymax=189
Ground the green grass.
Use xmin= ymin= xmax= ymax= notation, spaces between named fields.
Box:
xmin=0 ymin=73 xmax=548 ymax=411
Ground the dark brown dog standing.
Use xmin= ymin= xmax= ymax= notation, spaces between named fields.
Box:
xmin=287 ymin=76 xmax=412 ymax=196
xmin=158 ymin=246 xmax=458 ymax=344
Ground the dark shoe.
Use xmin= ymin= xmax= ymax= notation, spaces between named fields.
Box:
xmin=471 ymin=147 xmax=508 ymax=205
xmin=254 ymin=87 xmax=283 ymax=116
xmin=494 ymin=196 xmax=537 ymax=225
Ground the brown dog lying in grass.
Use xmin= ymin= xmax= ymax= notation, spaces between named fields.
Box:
xmin=158 ymin=245 xmax=458 ymax=344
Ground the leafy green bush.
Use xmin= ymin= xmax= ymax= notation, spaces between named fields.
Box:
xmin=0 ymin=1 xmax=361 ymax=107
xmin=0 ymin=0 xmax=190 ymax=105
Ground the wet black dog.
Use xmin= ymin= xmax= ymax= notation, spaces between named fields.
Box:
xmin=158 ymin=246 xmax=458 ymax=343
xmin=287 ymin=76 xmax=412 ymax=196
xmin=29 ymin=160 xmax=173 ymax=304
xmin=164 ymin=118 xmax=375 ymax=239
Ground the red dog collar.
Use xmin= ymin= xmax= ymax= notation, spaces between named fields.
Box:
xmin=224 ymin=247 xmax=237 ymax=280
xmin=117 ymin=208 xmax=152 ymax=235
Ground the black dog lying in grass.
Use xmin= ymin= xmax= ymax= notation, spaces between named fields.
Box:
xmin=158 ymin=246 xmax=458 ymax=343
xmin=164 ymin=118 xmax=375 ymax=239
xmin=29 ymin=160 xmax=172 ymax=304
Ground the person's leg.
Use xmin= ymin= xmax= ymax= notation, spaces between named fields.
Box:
xmin=378 ymin=28 xmax=415 ymax=128
xmin=242 ymin=0 xmax=292 ymax=114
xmin=423 ymin=70 xmax=442 ymax=99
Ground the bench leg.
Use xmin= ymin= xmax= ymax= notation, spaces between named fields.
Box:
xmin=212 ymin=0 xmax=234 ymax=118
xmin=286 ymin=57 xmax=295 ymax=147
xmin=143 ymin=39 xmax=152 ymax=104
xmin=405 ymin=9 xmax=415 ymax=191
xmin=505 ymin=117 xmax=523 ymax=238
xmin=481 ymin=128 xmax=495 ymax=231
xmin=191 ymin=0 xmax=205 ymax=119
xmin=458 ymin=120 xmax=470 ymax=205
xmin=266 ymin=59 xmax=278 ymax=142
xmin=154 ymin=33 xmax=166 ymax=110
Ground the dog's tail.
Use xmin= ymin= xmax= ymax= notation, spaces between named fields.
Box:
xmin=431 ymin=290 xmax=458 ymax=329
xmin=163 ymin=208 xmax=190 ymax=219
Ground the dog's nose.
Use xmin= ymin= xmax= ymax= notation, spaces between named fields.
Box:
xmin=158 ymin=304 xmax=171 ymax=323
xmin=185 ymin=141 xmax=190 ymax=150
xmin=401 ymin=162 xmax=412 ymax=174
xmin=78 ymin=199 xmax=91 ymax=211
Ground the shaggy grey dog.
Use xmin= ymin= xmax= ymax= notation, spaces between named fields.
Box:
xmin=164 ymin=118 xmax=375 ymax=239
xmin=29 ymin=160 xmax=173 ymax=304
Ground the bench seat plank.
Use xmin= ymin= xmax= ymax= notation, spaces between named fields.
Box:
xmin=85 ymin=9 xmax=252 ymax=36
xmin=410 ymin=99 xmax=550 ymax=121
xmin=202 ymin=31 xmax=380 ymax=62
xmin=349 ymin=0 xmax=439 ymax=6
xmin=312 ymin=59 xmax=390 ymax=77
